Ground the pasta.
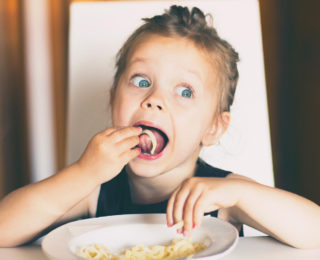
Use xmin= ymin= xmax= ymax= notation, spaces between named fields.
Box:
xmin=76 ymin=237 xmax=207 ymax=260
xmin=141 ymin=129 xmax=157 ymax=155
xmin=77 ymin=244 xmax=119 ymax=260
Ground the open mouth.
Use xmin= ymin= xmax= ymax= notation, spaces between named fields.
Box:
xmin=136 ymin=124 xmax=169 ymax=157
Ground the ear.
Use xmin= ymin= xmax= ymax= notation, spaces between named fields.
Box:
xmin=201 ymin=112 xmax=230 ymax=146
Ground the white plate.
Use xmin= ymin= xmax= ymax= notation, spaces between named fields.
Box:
xmin=42 ymin=214 xmax=238 ymax=260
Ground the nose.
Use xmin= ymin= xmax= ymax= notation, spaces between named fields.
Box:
xmin=141 ymin=89 xmax=164 ymax=111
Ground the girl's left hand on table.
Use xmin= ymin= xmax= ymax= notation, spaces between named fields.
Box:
xmin=166 ymin=177 xmax=241 ymax=236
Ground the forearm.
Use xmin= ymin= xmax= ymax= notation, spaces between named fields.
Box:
xmin=0 ymin=163 xmax=98 ymax=247
xmin=0 ymin=126 xmax=141 ymax=247
xmin=233 ymin=180 xmax=320 ymax=248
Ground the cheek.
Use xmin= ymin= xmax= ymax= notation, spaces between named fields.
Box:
xmin=175 ymin=99 xmax=217 ymax=143
xmin=174 ymin=109 xmax=207 ymax=146
xmin=111 ymin=92 xmax=132 ymax=125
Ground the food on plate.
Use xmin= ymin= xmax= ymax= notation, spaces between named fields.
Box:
xmin=77 ymin=237 xmax=207 ymax=260
xmin=77 ymin=244 xmax=118 ymax=260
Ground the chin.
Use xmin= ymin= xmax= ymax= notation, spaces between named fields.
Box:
xmin=126 ymin=160 xmax=165 ymax=178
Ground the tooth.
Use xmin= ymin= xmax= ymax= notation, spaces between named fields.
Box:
xmin=141 ymin=129 xmax=157 ymax=155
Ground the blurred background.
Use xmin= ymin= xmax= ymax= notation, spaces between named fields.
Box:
xmin=0 ymin=0 xmax=319 ymax=206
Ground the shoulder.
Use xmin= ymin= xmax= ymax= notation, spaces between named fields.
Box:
xmin=87 ymin=186 xmax=101 ymax=217
xmin=196 ymin=158 xmax=231 ymax=178
xmin=226 ymin=173 xmax=256 ymax=183
xmin=197 ymin=158 xmax=256 ymax=182
xmin=85 ymin=172 xmax=125 ymax=218
xmin=56 ymin=186 xmax=101 ymax=222
xmin=94 ymin=168 xmax=129 ymax=217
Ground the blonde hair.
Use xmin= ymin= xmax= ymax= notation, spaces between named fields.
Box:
xmin=112 ymin=5 xmax=239 ymax=113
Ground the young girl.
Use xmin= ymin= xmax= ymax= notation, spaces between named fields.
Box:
xmin=0 ymin=5 xmax=319 ymax=249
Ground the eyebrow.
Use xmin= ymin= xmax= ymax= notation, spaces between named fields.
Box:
xmin=127 ymin=57 xmax=149 ymax=67
xmin=184 ymin=68 xmax=203 ymax=83
xmin=128 ymin=57 xmax=203 ymax=84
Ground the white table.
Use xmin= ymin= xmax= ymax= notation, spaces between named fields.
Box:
xmin=1 ymin=236 xmax=319 ymax=260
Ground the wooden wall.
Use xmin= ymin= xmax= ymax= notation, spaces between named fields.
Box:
xmin=48 ymin=0 xmax=70 ymax=171
xmin=260 ymin=0 xmax=320 ymax=203
xmin=0 ymin=0 xmax=30 ymax=195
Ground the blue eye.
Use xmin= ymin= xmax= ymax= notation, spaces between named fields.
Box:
xmin=176 ymin=86 xmax=193 ymax=98
xmin=131 ymin=75 xmax=151 ymax=88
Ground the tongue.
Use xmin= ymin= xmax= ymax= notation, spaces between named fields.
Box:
xmin=139 ymin=129 xmax=165 ymax=155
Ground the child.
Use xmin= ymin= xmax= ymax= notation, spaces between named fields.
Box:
xmin=0 ymin=5 xmax=319 ymax=249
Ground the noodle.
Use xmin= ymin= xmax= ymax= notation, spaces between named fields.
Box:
xmin=77 ymin=237 xmax=207 ymax=260
xmin=141 ymin=129 xmax=157 ymax=155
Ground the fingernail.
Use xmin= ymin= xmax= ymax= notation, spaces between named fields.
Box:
xmin=192 ymin=223 xmax=197 ymax=229
xmin=183 ymin=230 xmax=189 ymax=237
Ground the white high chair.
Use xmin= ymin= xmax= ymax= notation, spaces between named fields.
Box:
xmin=67 ymin=0 xmax=273 ymax=236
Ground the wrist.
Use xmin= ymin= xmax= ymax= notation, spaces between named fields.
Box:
xmin=224 ymin=177 xmax=253 ymax=208
xmin=69 ymin=162 xmax=102 ymax=188
xmin=232 ymin=178 xmax=260 ymax=209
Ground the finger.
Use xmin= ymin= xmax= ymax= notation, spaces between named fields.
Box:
xmin=116 ymin=135 xmax=140 ymax=152
xmin=193 ymin=193 xmax=218 ymax=228
xmin=172 ymin=186 xmax=190 ymax=232
xmin=182 ymin=188 xmax=202 ymax=236
xmin=101 ymin=127 xmax=118 ymax=136
xmin=110 ymin=126 xmax=142 ymax=142
xmin=167 ymin=188 xmax=179 ymax=227
xmin=120 ymin=147 xmax=141 ymax=163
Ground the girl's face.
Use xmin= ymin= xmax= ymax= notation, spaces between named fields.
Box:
xmin=112 ymin=35 xmax=227 ymax=177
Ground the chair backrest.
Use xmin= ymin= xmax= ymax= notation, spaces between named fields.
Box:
xmin=67 ymin=0 xmax=274 ymax=235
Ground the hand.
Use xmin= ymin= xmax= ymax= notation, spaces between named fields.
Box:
xmin=75 ymin=126 xmax=142 ymax=185
xmin=166 ymin=177 xmax=240 ymax=236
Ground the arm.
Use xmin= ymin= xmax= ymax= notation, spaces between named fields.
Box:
xmin=0 ymin=126 xmax=142 ymax=247
xmin=227 ymin=174 xmax=320 ymax=249
xmin=0 ymin=164 xmax=96 ymax=247
xmin=166 ymin=174 xmax=320 ymax=249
